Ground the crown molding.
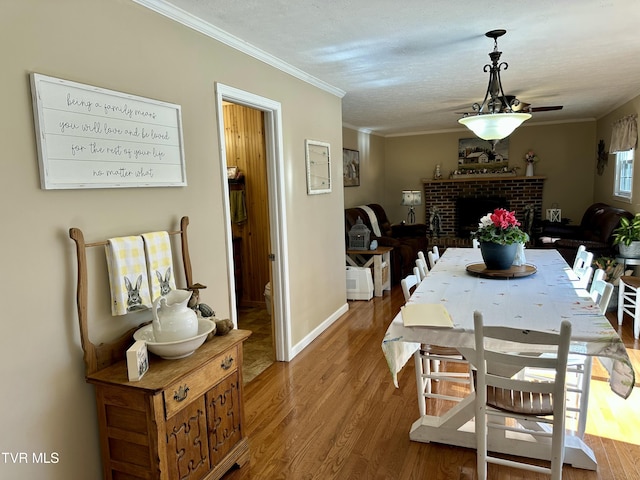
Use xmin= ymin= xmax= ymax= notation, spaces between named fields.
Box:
xmin=132 ymin=0 xmax=345 ymax=99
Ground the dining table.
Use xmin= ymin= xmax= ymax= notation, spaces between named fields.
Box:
xmin=382 ymin=247 xmax=635 ymax=471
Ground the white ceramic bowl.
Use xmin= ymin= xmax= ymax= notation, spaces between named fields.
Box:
xmin=133 ymin=318 xmax=216 ymax=359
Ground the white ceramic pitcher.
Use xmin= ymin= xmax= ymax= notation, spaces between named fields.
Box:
xmin=152 ymin=290 xmax=198 ymax=342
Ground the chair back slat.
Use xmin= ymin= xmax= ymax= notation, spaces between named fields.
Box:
xmin=473 ymin=310 xmax=571 ymax=479
xmin=416 ymin=258 xmax=428 ymax=280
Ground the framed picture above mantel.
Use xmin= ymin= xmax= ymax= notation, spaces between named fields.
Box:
xmin=454 ymin=137 xmax=518 ymax=178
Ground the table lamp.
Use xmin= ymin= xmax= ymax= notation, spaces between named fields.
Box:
xmin=401 ymin=190 xmax=422 ymax=224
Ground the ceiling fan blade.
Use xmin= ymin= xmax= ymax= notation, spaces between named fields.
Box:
xmin=455 ymin=104 xmax=563 ymax=115
xmin=529 ymin=105 xmax=564 ymax=112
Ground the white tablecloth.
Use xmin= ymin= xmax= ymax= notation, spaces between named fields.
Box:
xmin=382 ymin=248 xmax=634 ymax=399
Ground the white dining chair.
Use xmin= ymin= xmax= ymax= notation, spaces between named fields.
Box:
xmin=402 ymin=273 xmax=472 ymax=415
xmin=572 ymin=245 xmax=594 ymax=290
xmin=401 ymin=272 xmax=420 ymax=302
xmin=413 ymin=346 xmax=472 ymax=415
xmin=473 ymin=311 xmax=571 ymax=480
xmin=562 ymin=268 xmax=614 ymax=437
xmin=417 ymin=250 xmax=428 ymax=269
xmin=618 ymin=274 xmax=640 ymax=339
xmin=590 ymin=268 xmax=614 ymax=312
xmin=427 ymin=246 xmax=440 ymax=269
xmin=413 ymin=266 xmax=423 ymax=283
xmin=523 ymin=268 xmax=613 ymax=439
xmin=416 ymin=258 xmax=429 ymax=280
xmin=519 ymin=266 xmax=612 ymax=439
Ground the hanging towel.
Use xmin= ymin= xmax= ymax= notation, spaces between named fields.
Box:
xmin=357 ymin=205 xmax=382 ymax=236
xmin=230 ymin=189 xmax=248 ymax=224
xmin=106 ymin=236 xmax=152 ymax=316
xmin=142 ymin=231 xmax=176 ymax=302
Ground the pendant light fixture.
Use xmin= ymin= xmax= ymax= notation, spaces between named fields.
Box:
xmin=458 ymin=29 xmax=531 ymax=141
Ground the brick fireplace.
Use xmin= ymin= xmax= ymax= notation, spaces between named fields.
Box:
xmin=422 ymin=175 xmax=545 ymax=245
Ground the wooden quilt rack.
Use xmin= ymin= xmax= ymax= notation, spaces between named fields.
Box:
xmin=69 ymin=216 xmax=199 ymax=376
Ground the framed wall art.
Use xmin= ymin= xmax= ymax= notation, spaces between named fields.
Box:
xmin=30 ymin=73 xmax=186 ymax=189
xmin=343 ymin=148 xmax=360 ymax=187
xmin=305 ymin=139 xmax=331 ymax=194
xmin=457 ymin=137 xmax=510 ymax=173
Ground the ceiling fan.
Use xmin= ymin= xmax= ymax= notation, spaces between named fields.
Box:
xmin=505 ymin=96 xmax=563 ymax=113
xmin=455 ymin=96 xmax=563 ymax=115
xmin=456 ymin=29 xmax=563 ymax=140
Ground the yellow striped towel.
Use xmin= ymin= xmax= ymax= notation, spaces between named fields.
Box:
xmin=142 ymin=231 xmax=176 ymax=302
xmin=105 ymin=236 xmax=152 ymax=316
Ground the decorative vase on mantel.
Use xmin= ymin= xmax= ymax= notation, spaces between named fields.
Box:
xmin=479 ymin=242 xmax=518 ymax=270
xmin=525 ymin=163 xmax=534 ymax=177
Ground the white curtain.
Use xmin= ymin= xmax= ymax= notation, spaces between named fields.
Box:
xmin=610 ymin=114 xmax=638 ymax=153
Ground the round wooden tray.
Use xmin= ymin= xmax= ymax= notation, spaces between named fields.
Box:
xmin=466 ymin=262 xmax=537 ymax=278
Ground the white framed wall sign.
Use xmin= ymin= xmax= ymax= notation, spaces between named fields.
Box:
xmin=305 ymin=139 xmax=331 ymax=194
xmin=30 ymin=73 xmax=187 ymax=189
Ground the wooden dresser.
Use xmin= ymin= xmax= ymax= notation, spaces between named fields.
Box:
xmin=87 ymin=329 xmax=251 ymax=480
xmin=69 ymin=218 xmax=251 ymax=480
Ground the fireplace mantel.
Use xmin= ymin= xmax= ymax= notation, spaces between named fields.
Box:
xmin=422 ymin=176 xmax=546 ymax=242
xmin=422 ymin=175 xmax=546 ymax=184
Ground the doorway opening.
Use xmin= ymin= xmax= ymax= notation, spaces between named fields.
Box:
xmin=223 ymin=101 xmax=273 ymax=382
xmin=215 ymin=83 xmax=291 ymax=382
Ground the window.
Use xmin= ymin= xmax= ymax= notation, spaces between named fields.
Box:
xmin=614 ymin=149 xmax=634 ymax=200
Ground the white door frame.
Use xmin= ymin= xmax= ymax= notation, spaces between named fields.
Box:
xmin=214 ymin=83 xmax=291 ymax=361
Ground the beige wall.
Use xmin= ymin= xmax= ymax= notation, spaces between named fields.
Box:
xmin=345 ymin=121 xmax=597 ymax=226
xmin=0 ymin=1 xmax=345 ymax=478
xmin=595 ymin=94 xmax=640 ymax=213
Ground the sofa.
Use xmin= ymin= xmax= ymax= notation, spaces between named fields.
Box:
xmin=345 ymin=203 xmax=428 ymax=285
xmin=537 ymin=202 xmax=632 ymax=263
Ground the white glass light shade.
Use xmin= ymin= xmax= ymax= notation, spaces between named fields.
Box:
xmin=401 ymin=190 xmax=422 ymax=206
xmin=458 ymin=112 xmax=532 ymax=141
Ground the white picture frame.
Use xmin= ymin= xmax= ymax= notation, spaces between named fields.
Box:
xmin=305 ymin=139 xmax=331 ymax=194
xmin=126 ymin=340 xmax=149 ymax=381
xmin=30 ymin=73 xmax=187 ymax=189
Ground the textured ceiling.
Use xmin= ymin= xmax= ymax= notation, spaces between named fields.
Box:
xmin=143 ymin=0 xmax=640 ymax=136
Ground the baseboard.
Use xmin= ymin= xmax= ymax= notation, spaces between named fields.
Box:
xmin=290 ymin=303 xmax=350 ymax=358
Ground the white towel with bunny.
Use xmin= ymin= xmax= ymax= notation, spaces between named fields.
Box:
xmin=106 ymin=236 xmax=152 ymax=316
xmin=142 ymin=231 xmax=176 ymax=302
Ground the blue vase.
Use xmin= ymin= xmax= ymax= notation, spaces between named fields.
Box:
xmin=480 ymin=242 xmax=518 ymax=270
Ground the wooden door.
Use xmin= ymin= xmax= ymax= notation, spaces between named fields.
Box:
xmin=223 ymin=103 xmax=270 ymax=307
xmin=206 ymin=372 xmax=242 ymax=466
xmin=165 ymin=398 xmax=210 ymax=480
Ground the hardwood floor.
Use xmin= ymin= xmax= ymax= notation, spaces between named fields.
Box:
xmin=225 ymin=284 xmax=640 ymax=480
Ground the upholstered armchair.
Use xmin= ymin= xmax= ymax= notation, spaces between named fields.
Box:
xmin=537 ymin=203 xmax=632 ymax=263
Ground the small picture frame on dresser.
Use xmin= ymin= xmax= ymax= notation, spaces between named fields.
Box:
xmin=127 ymin=340 xmax=149 ymax=381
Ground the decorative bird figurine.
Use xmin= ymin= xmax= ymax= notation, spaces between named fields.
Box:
xmin=215 ymin=318 xmax=234 ymax=336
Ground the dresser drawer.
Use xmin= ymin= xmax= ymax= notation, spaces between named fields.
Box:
xmin=164 ymin=345 xmax=239 ymax=419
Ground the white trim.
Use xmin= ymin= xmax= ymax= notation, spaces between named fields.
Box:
xmin=290 ymin=304 xmax=349 ymax=358
xmin=133 ymin=0 xmax=345 ymax=99
xmin=215 ymin=83 xmax=292 ymax=362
